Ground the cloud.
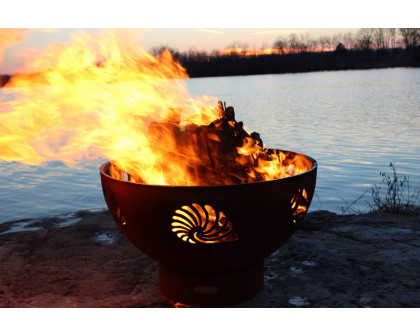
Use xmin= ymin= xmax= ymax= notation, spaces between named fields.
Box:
xmin=250 ymin=29 xmax=307 ymax=36
xmin=195 ymin=29 xmax=224 ymax=35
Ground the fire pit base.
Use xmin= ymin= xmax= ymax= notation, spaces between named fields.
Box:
xmin=159 ymin=261 xmax=264 ymax=307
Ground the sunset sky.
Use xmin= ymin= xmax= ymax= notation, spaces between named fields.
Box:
xmin=0 ymin=28 xmax=362 ymax=73
xmin=4 ymin=28 xmax=362 ymax=50
xmin=1 ymin=0 xmax=415 ymax=73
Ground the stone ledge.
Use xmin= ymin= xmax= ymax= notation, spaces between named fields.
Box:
xmin=0 ymin=210 xmax=419 ymax=307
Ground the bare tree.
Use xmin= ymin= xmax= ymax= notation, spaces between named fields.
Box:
xmin=387 ymin=28 xmax=397 ymax=49
xmin=399 ymin=28 xmax=420 ymax=48
xmin=357 ymin=28 xmax=375 ymax=50
xmin=299 ymin=33 xmax=311 ymax=52
xmin=273 ymin=38 xmax=287 ymax=54
xmin=373 ymin=28 xmax=386 ymax=49
xmin=288 ymin=34 xmax=299 ymax=53
xmin=307 ymin=36 xmax=317 ymax=50
xmin=226 ymin=41 xmax=249 ymax=51
xmin=318 ymin=35 xmax=331 ymax=51
xmin=342 ymin=32 xmax=355 ymax=49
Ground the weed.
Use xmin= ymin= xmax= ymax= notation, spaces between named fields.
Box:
xmin=340 ymin=190 xmax=368 ymax=215
xmin=368 ymin=162 xmax=420 ymax=215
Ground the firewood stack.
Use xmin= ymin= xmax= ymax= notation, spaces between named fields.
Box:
xmin=148 ymin=101 xmax=273 ymax=186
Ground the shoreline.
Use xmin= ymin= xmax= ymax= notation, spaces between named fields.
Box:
xmin=0 ymin=209 xmax=419 ymax=307
xmin=2 ymin=65 xmax=420 ymax=88
xmin=0 ymin=208 xmax=108 ymax=235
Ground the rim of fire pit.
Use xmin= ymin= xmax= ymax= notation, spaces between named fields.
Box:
xmin=100 ymin=149 xmax=317 ymax=189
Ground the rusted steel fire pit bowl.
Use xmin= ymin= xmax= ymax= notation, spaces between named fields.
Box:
xmin=100 ymin=150 xmax=317 ymax=307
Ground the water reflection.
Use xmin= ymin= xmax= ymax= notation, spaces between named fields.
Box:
xmin=186 ymin=68 xmax=420 ymax=213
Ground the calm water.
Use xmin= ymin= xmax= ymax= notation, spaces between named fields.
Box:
xmin=1 ymin=68 xmax=420 ymax=223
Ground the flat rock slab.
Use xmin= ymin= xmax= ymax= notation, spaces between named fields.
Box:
xmin=0 ymin=210 xmax=419 ymax=307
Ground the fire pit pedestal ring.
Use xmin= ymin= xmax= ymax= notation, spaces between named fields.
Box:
xmin=100 ymin=150 xmax=317 ymax=307
xmin=159 ymin=260 xmax=264 ymax=307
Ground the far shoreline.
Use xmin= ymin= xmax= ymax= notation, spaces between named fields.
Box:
xmin=2 ymin=47 xmax=420 ymax=87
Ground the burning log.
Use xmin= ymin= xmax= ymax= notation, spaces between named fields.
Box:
xmin=109 ymin=101 xmax=312 ymax=186
xmin=147 ymin=101 xmax=270 ymax=186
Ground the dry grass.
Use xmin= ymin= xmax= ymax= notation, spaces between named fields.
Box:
xmin=340 ymin=162 xmax=420 ymax=216
xmin=368 ymin=162 xmax=420 ymax=215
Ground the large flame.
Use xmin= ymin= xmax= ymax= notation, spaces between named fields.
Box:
xmin=0 ymin=29 xmax=312 ymax=186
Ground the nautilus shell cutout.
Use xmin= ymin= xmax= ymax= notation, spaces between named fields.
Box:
xmin=171 ymin=203 xmax=238 ymax=244
xmin=290 ymin=188 xmax=309 ymax=226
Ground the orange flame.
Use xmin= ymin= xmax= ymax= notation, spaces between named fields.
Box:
xmin=0 ymin=29 xmax=312 ymax=186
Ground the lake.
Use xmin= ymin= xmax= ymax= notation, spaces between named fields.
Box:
xmin=1 ymin=67 xmax=420 ymax=224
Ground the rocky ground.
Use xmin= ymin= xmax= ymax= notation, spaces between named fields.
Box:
xmin=0 ymin=210 xmax=419 ymax=308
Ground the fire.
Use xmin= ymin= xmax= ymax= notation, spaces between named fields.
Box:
xmin=0 ymin=29 xmax=312 ymax=186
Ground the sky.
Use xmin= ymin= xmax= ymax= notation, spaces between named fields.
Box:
xmin=0 ymin=28 xmax=360 ymax=73
xmin=141 ymin=28 xmax=362 ymax=51
xmin=0 ymin=0 xmax=416 ymax=73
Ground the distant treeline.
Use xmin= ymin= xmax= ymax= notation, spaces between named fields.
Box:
xmin=163 ymin=28 xmax=420 ymax=78
xmin=176 ymin=46 xmax=420 ymax=78
xmin=1 ymin=28 xmax=419 ymax=86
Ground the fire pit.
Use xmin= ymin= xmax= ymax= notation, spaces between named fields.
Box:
xmin=0 ymin=29 xmax=317 ymax=307
xmin=100 ymin=148 xmax=317 ymax=307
